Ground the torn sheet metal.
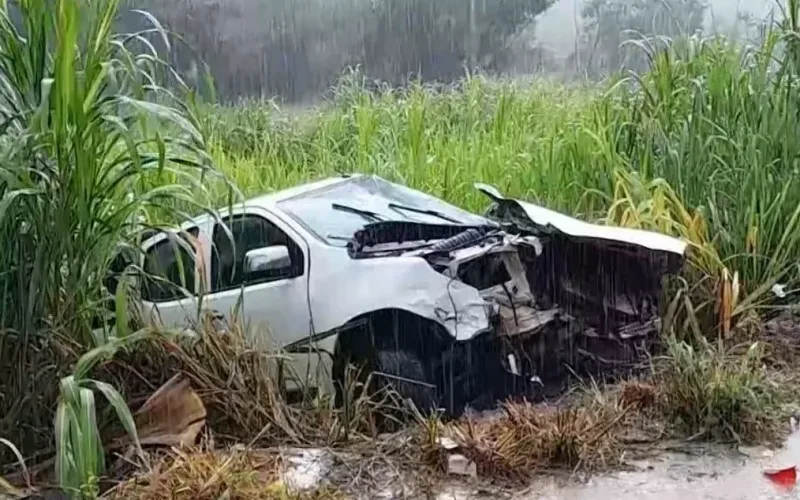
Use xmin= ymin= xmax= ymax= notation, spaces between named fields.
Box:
xmin=474 ymin=182 xmax=688 ymax=256
xmin=496 ymin=305 xmax=560 ymax=337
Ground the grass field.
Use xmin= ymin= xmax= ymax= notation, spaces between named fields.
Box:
xmin=3 ymin=0 xmax=800 ymax=496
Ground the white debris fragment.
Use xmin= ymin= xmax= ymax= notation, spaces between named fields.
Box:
xmin=447 ymin=454 xmax=477 ymax=477
xmin=772 ymin=283 xmax=788 ymax=298
xmin=507 ymin=354 xmax=520 ymax=375
xmin=283 ymin=449 xmax=328 ymax=491
xmin=737 ymin=445 xmax=774 ymax=459
xmin=437 ymin=436 xmax=460 ymax=450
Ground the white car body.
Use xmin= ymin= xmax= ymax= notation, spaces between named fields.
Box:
xmin=137 ymin=174 xmax=687 ymax=400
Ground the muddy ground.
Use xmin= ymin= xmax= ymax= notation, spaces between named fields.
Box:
xmin=270 ymin=424 xmax=800 ymax=499
xmin=435 ymin=442 xmax=796 ymax=499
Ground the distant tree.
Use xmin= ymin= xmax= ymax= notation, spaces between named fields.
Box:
xmin=360 ymin=0 xmax=553 ymax=83
xmin=577 ymin=0 xmax=706 ymax=76
xmin=119 ymin=0 xmax=554 ymax=101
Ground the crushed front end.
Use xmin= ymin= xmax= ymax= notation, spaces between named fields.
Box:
xmin=347 ymin=186 xmax=687 ymax=412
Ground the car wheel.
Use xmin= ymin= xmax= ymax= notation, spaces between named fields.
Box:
xmin=373 ymin=349 xmax=439 ymax=415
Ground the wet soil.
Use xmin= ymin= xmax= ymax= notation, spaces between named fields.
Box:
xmin=274 ymin=420 xmax=800 ymax=499
xmin=432 ymin=430 xmax=800 ymax=500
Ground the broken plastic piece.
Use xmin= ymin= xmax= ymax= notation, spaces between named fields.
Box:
xmin=436 ymin=437 xmax=460 ymax=450
xmin=772 ymin=283 xmax=788 ymax=298
xmin=447 ymin=454 xmax=477 ymax=477
xmin=764 ymin=466 xmax=796 ymax=489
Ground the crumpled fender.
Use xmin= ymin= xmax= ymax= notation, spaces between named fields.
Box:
xmin=309 ymin=252 xmax=491 ymax=341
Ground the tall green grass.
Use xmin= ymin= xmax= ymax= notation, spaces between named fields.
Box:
xmin=55 ymin=328 xmax=149 ymax=498
xmin=205 ymin=77 xmax=618 ymax=216
xmin=659 ymin=336 xmax=778 ymax=442
xmin=0 ymin=0 xmax=231 ymax=489
xmin=0 ymin=0 xmax=228 ymax=342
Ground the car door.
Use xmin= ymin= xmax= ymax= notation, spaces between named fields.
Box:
xmin=139 ymin=225 xmax=207 ymax=329
xmin=203 ymin=207 xmax=312 ymax=351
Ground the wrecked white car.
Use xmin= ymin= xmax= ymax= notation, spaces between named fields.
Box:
xmin=128 ymin=174 xmax=686 ymax=415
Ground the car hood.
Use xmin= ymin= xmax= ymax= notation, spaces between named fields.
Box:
xmin=349 ymin=184 xmax=687 ymax=265
xmin=474 ymin=183 xmax=687 ymax=256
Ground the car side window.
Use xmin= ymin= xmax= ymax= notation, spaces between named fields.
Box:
xmin=142 ymin=228 xmax=199 ymax=303
xmin=210 ymin=213 xmax=304 ymax=292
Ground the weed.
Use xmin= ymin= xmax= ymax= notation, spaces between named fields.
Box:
xmin=0 ymin=0 xmax=230 ymax=465
xmin=104 ymin=446 xmax=345 ymax=500
xmin=618 ymin=380 xmax=659 ymax=410
xmin=0 ymin=438 xmax=29 ymax=497
xmin=55 ymin=331 xmax=152 ymax=498
xmin=0 ymin=0 xmax=228 ymax=342
xmin=658 ymin=336 xmax=779 ymax=443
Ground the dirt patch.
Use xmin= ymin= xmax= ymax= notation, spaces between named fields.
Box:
xmin=762 ymin=311 xmax=800 ymax=364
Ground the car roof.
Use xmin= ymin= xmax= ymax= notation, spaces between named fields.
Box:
xmin=244 ymin=175 xmax=357 ymax=209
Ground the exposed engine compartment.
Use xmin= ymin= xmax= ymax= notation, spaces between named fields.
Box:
xmin=349 ymin=214 xmax=683 ymax=403
xmin=340 ymin=179 xmax=688 ymax=412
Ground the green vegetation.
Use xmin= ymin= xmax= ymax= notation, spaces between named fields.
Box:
xmin=659 ymin=337 xmax=778 ymax=443
xmin=3 ymin=0 xmax=800 ymax=496
xmin=0 ymin=0 xmax=226 ymax=495
xmin=55 ymin=331 xmax=149 ymax=498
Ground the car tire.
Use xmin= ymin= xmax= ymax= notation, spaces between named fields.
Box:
xmin=373 ymin=349 xmax=439 ymax=415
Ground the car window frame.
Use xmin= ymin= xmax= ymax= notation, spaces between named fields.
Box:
xmin=140 ymin=226 xmax=202 ymax=304
xmin=208 ymin=209 xmax=306 ymax=294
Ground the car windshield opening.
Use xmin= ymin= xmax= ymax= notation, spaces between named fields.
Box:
xmin=388 ymin=203 xmax=461 ymax=224
xmin=331 ymin=203 xmax=385 ymax=222
xmin=278 ymin=176 xmax=493 ymax=246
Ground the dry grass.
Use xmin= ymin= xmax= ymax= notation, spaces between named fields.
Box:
xmin=0 ymin=331 xmax=83 ymax=466
xmin=105 ymin=446 xmax=345 ymax=500
xmin=418 ymin=397 xmax=632 ymax=483
xmin=618 ymin=381 xmax=659 ymax=411
xmin=97 ymin=315 xmax=407 ymax=449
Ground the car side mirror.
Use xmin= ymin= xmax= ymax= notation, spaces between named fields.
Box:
xmin=244 ymin=245 xmax=291 ymax=274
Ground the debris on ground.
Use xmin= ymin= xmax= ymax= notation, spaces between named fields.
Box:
xmin=282 ymin=449 xmax=332 ymax=492
xmin=447 ymin=455 xmax=477 ymax=477
xmin=763 ymin=466 xmax=796 ymax=490
xmin=763 ymin=311 xmax=800 ymax=361
xmin=737 ymin=445 xmax=774 ymax=459
xmin=117 ymin=373 xmax=206 ymax=449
